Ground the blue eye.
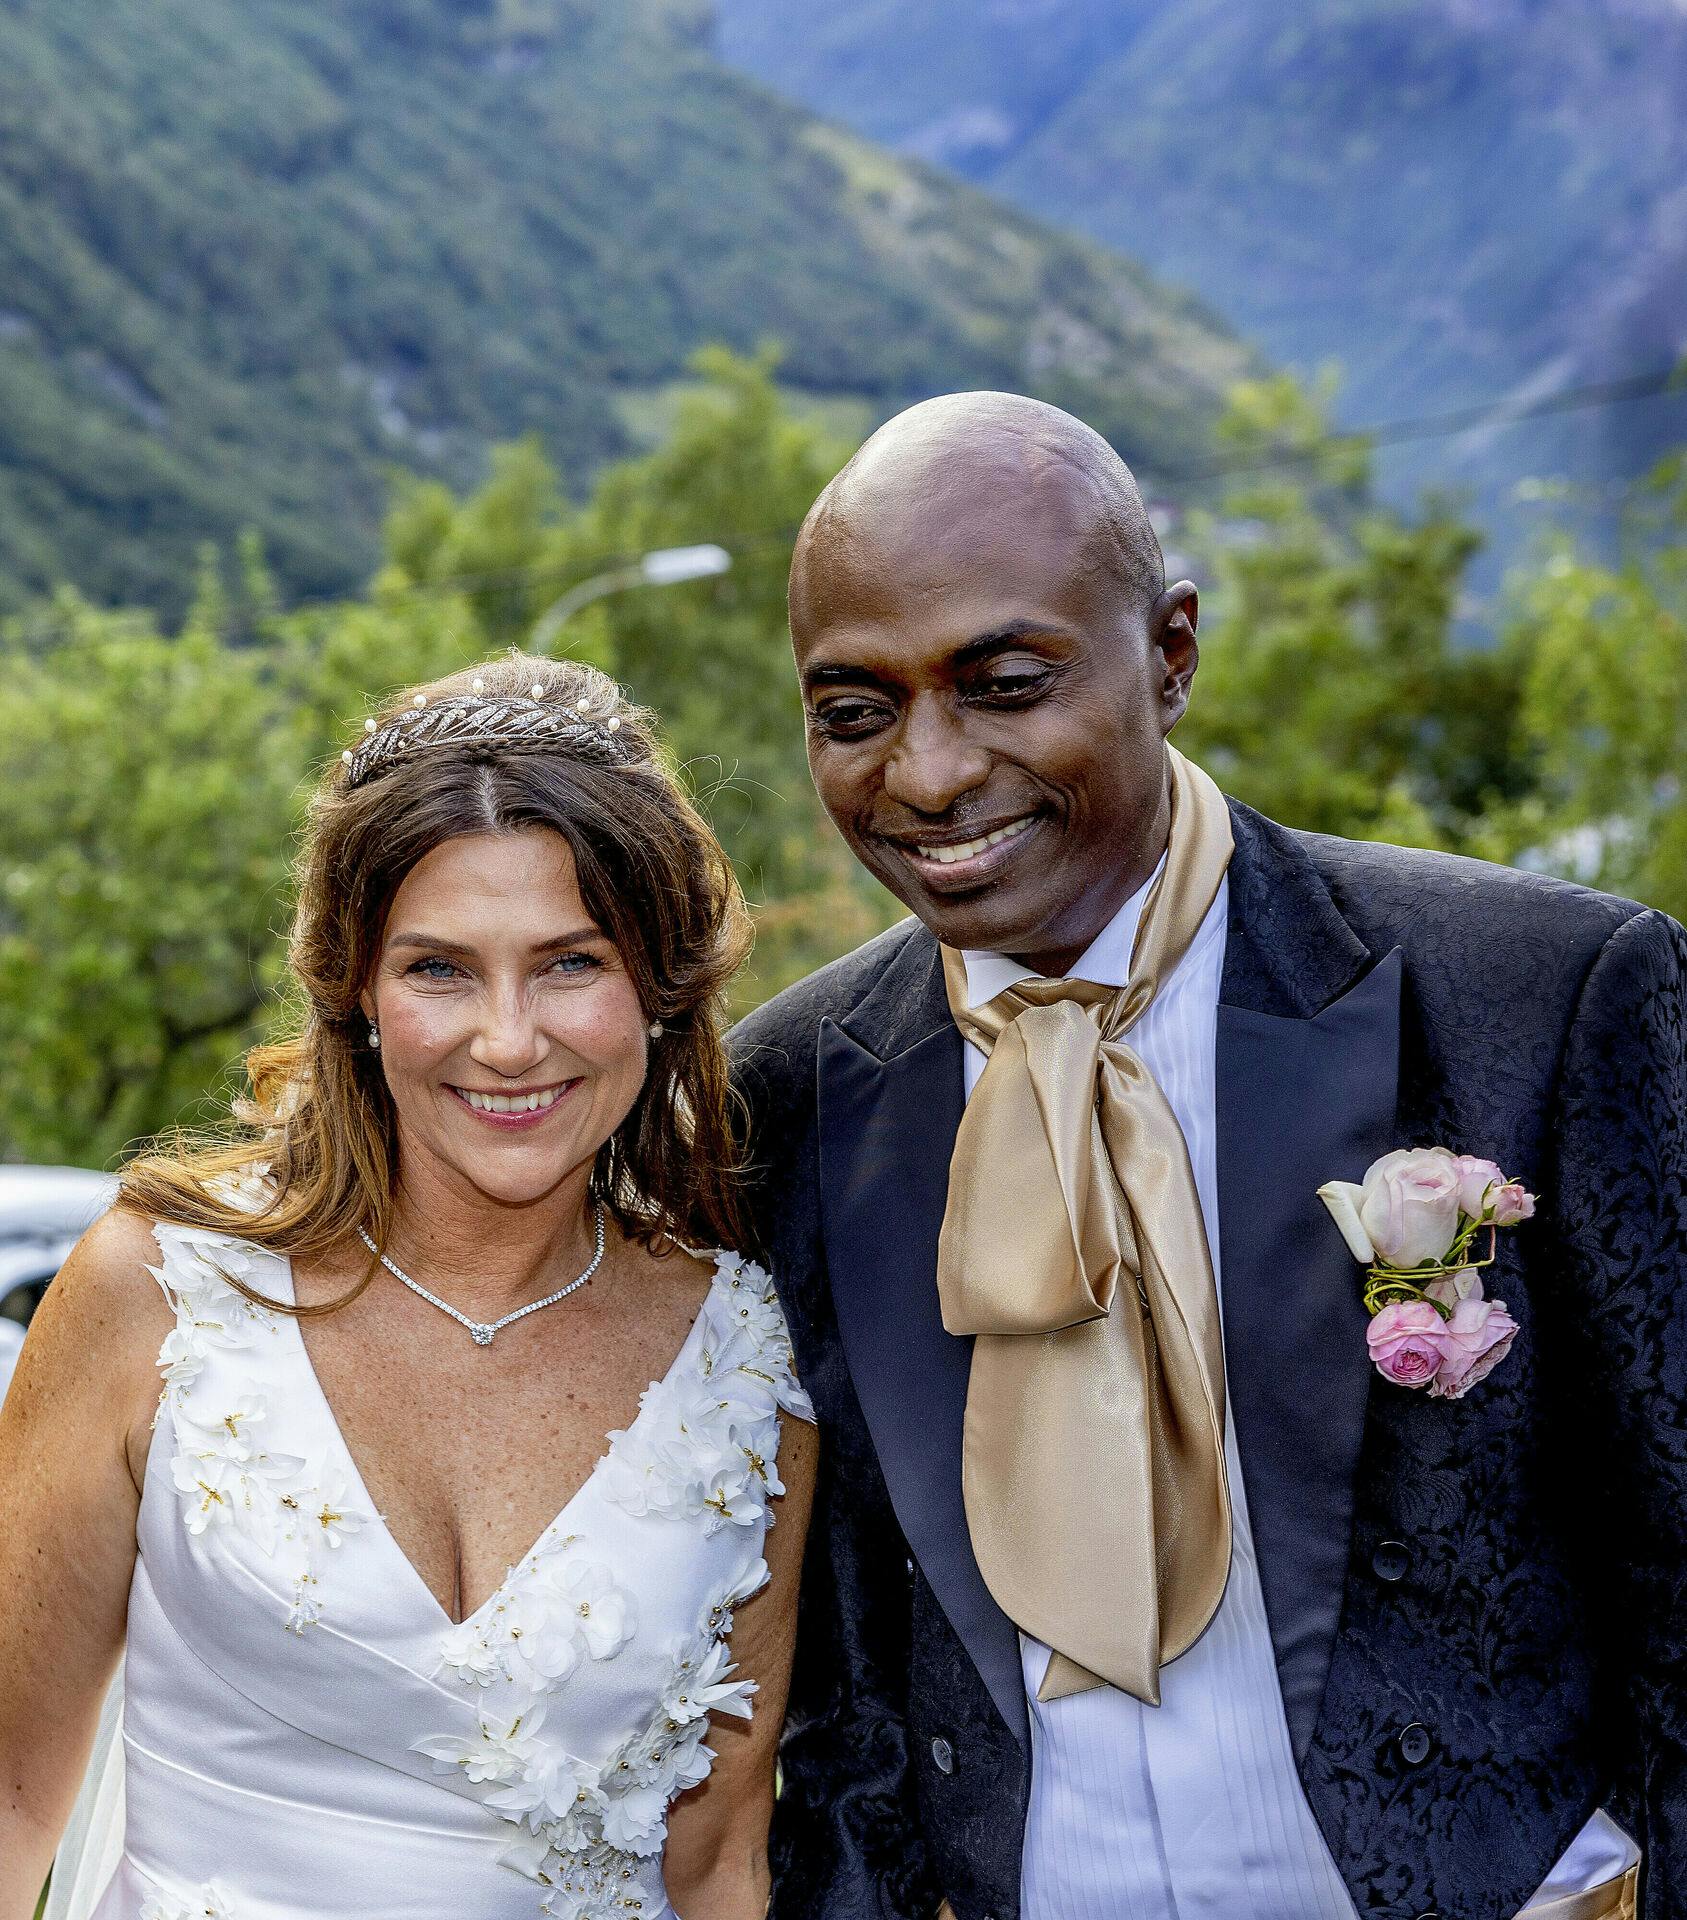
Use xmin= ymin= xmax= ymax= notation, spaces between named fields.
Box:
xmin=547 ymin=952 xmax=603 ymax=976
xmin=407 ymin=956 xmax=463 ymax=981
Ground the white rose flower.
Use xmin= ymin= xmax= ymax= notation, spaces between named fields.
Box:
xmin=1356 ymin=1146 xmax=1464 ymax=1268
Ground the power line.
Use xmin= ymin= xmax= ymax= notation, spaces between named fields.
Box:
xmin=6 ymin=360 xmax=1685 ymax=657
xmin=1166 ymin=362 xmax=1687 ymax=482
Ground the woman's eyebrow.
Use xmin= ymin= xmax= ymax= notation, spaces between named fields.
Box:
xmin=386 ymin=927 xmax=606 ymax=955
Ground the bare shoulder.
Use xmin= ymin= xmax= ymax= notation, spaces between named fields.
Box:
xmin=4 ymin=1206 xmax=175 ymax=1452
xmin=635 ymin=1237 xmax=722 ymax=1305
xmin=35 ymin=1205 xmax=174 ymax=1348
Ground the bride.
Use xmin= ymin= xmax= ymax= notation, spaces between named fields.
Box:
xmin=0 ymin=654 xmax=817 ymax=1919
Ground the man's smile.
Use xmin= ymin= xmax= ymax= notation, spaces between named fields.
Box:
xmin=884 ymin=811 xmax=1044 ymax=889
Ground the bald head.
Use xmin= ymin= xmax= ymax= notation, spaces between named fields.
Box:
xmin=787 ymin=390 xmax=1201 ymax=976
xmin=791 ymin=391 xmax=1165 ymax=642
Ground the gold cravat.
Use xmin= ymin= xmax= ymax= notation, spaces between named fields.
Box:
xmin=938 ymin=747 xmax=1234 ymax=1704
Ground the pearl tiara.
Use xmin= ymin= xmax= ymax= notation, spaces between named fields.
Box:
xmin=341 ymin=683 xmax=631 ymax=788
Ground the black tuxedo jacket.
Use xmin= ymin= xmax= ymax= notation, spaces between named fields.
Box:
xmin=730 ymin=801 xmax=1687 ymax=1920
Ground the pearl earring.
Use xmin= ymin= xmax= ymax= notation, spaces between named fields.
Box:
xmin=368 ymin=1021 xmax=381 ymax=1050
xmin=648 ymin=1020 xmax=664 ymax=1040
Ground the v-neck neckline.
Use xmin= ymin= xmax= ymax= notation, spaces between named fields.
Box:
xmin=279 ymin=1247 xmax=724 ymax=1632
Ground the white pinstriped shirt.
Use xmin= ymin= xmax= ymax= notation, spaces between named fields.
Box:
xmin=959 ymin=869 xmax=1634 ymax=1920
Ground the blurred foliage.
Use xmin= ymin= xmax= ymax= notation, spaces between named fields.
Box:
xmin=1 ymin=355 xmax=1683 ymax=1168
xmin=0 ymin=350 xmax=894 ymax=1165
xmin=0 ymin=0 xmax=1250 ymax=619
xmin=1501 ymin=454 xmax=1687 ymax=913
xmin=1183 ymin=374 xmax=1687 ymax=912
xmin=1181 ymin=374 xmax=1516 ymax=853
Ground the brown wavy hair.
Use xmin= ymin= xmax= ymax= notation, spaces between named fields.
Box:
xmin=119 ymin=652 xmax=754 ymax=1312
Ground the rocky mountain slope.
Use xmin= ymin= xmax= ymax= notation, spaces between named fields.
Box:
xmin=714 ymin=0 xmax=1687 ymax=558
xmin=0 ymin=0 xmax=1253 ymax=612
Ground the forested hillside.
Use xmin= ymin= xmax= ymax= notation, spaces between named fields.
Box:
xmin=713 ymin=0 xmax=1687 ymax=559
xmin=0 ymin=0 xmax=1251 ymax=614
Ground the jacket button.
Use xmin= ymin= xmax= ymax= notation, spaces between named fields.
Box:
xmin=1398 ymin=1723 xmax=1433 ymax=1766
xmin=931 ymin=1736 xmax=955 ymax=1774
xmin=1373 ymin=1540 xmax=1409 ymax=1582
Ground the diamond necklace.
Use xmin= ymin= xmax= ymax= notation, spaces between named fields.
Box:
xmin=356 ymin=1204 xmax=606 ymax=1347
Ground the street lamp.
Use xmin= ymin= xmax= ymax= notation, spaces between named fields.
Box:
xmin=531 ymin=544 xmax=732 ymax=654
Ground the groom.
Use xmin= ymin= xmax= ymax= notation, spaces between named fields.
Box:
xmin=733 ymin=392 xmax=1685 ymax=1919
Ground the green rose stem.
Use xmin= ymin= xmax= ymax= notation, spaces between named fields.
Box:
xmin=1362 ymin=1223 xmax=1499 ymax=1319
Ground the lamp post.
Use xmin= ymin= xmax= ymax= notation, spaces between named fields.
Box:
xmin=531 ymin=543 xmax=732 ymax=654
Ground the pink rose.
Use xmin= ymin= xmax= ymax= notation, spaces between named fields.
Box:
xmin=1450 ymin=1154 xmax=1504 ymax=1220
xmin=1358 ymin=1148 xmax=1463 ymax=1268
xmin=1366 ymin=1300 xmax=1453 ymax=1388
xmin=1427 ymin=1294 xmax=1519 ymax=1399
xmin=1489 ymin=1182 xmax=1536 ymax=1227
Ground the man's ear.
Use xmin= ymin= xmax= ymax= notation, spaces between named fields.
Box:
xmin=1151 ymin=580 xmax=1199 ymax=726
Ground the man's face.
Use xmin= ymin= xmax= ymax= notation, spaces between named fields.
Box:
xmin=792 ymin=467 xmax=1195 ymax=974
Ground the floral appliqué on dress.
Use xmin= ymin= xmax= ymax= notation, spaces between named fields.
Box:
xmin=152 ymin=1221 xmax=367 ymax=1634
xmin=415 ymin=1255 xmax=812 ymax=1919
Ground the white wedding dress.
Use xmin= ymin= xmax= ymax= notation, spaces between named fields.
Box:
xmin=52 ymin=1218 xmax=814 ymax=1920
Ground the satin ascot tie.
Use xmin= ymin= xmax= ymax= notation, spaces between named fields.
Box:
xmin=937 ymin=747 xmax=1235 ymax=1704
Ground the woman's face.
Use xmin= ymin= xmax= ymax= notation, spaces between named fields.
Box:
xmin=362 ymin=828 xmax=650 ymax=1214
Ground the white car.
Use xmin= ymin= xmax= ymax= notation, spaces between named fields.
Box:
xmin=0 ymin=1166 xmax=119 ymax=1405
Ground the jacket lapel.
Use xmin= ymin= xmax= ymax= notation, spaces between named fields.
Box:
xmin=816 ymin=930 xmax=1030 ymax=1749
xmin=1216 ymin=804 xmax=1403 ymax=1764
xmin=813 ymin=803 xmax=1400 ymax=1762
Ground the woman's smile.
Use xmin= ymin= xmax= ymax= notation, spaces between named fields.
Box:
xmin=445 ymin=1078 xmax=582 ymax=1128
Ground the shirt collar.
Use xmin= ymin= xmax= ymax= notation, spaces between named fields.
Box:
xmin=960 ymin=854 xmax=1168 ymax=1011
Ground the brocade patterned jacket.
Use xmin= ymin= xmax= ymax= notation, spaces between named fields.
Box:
xmin=732 ymin=800 xmax=1687 ymax=1920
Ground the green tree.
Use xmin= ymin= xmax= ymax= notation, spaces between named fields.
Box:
xmin=1179 ymin=375 xmax=1524 ymax=857
xmin=1499 ymin=455 xmax=1687 ymax=919
xmin=0 ymin=351 xmax=893 ymax=1166
xmin=6 ymin=355 xmax=1683 ymax=1172
xmin=0 ymin=598 xmax=299 ymax=1162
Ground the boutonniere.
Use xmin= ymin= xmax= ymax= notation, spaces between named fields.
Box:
xmin=1317 ymin=1150 xmax=1534 ymax=1398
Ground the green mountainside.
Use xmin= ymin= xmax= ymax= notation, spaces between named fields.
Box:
xmin=0 ymin=0 xmax=1251 ymax=614
xmin=713 ymin=0 xmax=1687 ymax=559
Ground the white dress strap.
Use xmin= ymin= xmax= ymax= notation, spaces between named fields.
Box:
xmin=695 ymin=1251 xmax=816 ymax=1426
